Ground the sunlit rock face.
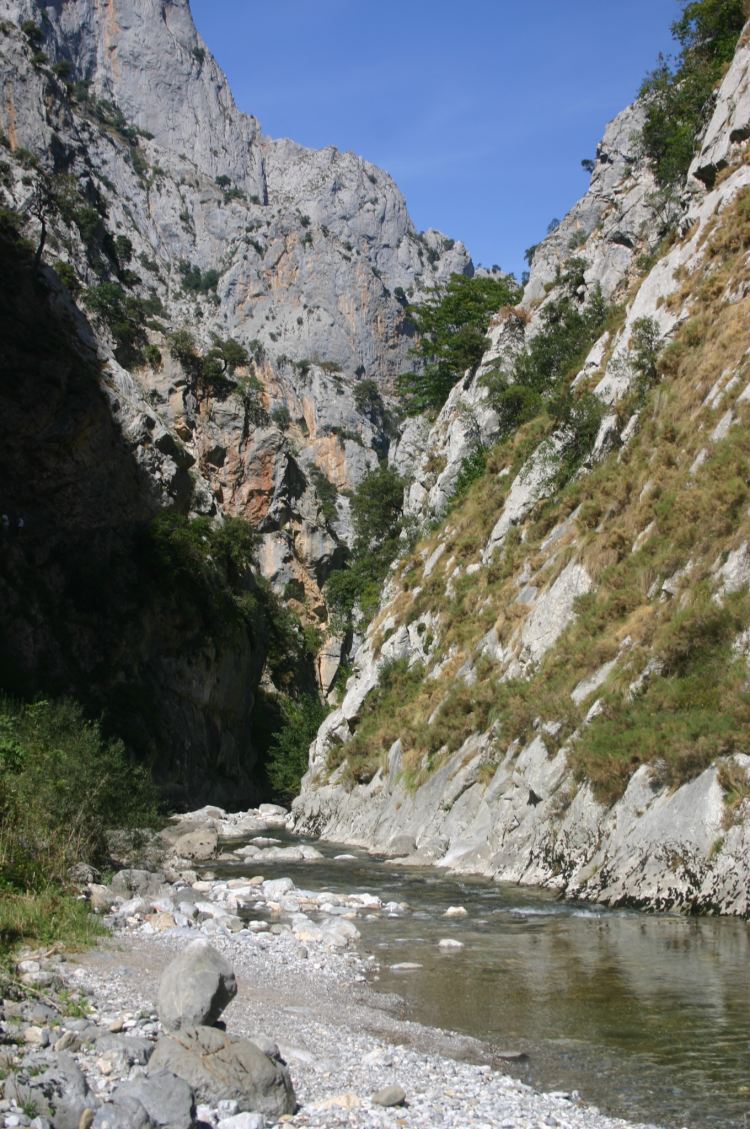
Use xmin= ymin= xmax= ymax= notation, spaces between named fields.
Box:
xmin=296 ymin=19 xmax=750 ymax=916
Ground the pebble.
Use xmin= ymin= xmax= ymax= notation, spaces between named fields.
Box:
xmin=438 ymin=938 xmax=465 ymax=950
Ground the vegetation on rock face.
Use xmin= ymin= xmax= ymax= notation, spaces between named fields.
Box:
xmin=484 ymin=261 xmax=611 ymax=481
xmin=328 ymin=182 xmax=750 ymax=806
xmin=397 ymin=273 xmax=521 ymax=415
xmin=325 ymin=464 xmax=407 ymax=627
xmin=168 ymin=329 xmax=264 ymax=416
xmin=639 ymin=0 xmax=746 ymax=186
xmin=265 ymin=694 xmax=329 ymax=802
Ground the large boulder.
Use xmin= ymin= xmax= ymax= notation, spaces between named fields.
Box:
xmin=4 ymin=1051 xmax=90 ymax=1124
xmin=157 ymin=939 xmax=237 ymax=1031
xmin=114 ymin=1071 xmax=195 ymax=1129
xmin=147 ymin=1026 xmax=295 ymax=1118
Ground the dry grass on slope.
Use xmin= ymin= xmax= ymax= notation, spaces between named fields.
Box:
xmin=330 ymin=183 xmax=750 ymax=804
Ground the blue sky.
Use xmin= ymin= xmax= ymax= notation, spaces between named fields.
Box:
xmin=191 ymin=1 xmax=680 ymax=277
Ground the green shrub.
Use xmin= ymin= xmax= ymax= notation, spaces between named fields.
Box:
xmin=308 ymin=467 xmax=339 ymax=524
xmin=143 ymin=342 xmax=162 ymax=369
xmin=179 ymin=260 xmax=220 ymax=294
xmin=72 ymin=203 xmax=103 ymax=251
xmin=639 ymin=0 xmax=746 ymax=186
xmin=353 ymin=378 xmax=383 ymax=417
xmin=235 ymin=373 xmax=269 ymax=424
xmin=483 ymin=266 xmax=610 ymax=478
xmin=271 ymin=403 xmax=291 ymax=430
xmin=397 ymin=273 xmax=521 ymax=415
xmin=53 ymin=260 xmax=80 ymax=297
xmin=265 ymin=695 xmax=328 ymax=803
xmin=325 ymin=464 xmax=406 ymax=626
xmin=20 ymin=20 xmax=43 ymax=48
xmin=449 ymin=447 xmax=488 ymax=508
xmin=143 ymin=513 xmax=258 ymax=591
xmin=51 ymin=59 xmax=72 ymax=80
xmin=84 ymin=282 xmax=148 ymax=367
xmin=0 ymin=697 xmax=157 ymax=891
xmin=169 ymin=332 xmax=248 ymax=390
xmin=168 ymin=327 xmax=197 ymax=364
xmin=630 ymin=316 xmax=662 ymax=398
xmin=114 ymin=234 xmax=133 ymax=265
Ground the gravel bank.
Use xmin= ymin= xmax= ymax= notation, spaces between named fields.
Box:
xmin=1 ymin=805 xmax=665 ymax=1128
xmin=68 ymin=924 xmax=663 ymax=1129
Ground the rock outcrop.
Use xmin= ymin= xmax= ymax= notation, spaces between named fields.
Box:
xmin=295 ymin=20 xmax=750 ymax=917
xmin=0 ymin=0 xmax=469 ymax=602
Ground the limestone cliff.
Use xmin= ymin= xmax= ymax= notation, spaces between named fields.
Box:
xmin=0 ymin=0 xmax=467 ymax=798
xmin=295 ymin=23 xmax=750 ymax=916
xmin=0 ymin=0 xmax=469 ymax=645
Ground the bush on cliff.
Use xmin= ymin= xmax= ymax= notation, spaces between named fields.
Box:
xmin=397 ymin=273 xmax=521 ymax=415
xmin=265 ymin=694 xmax=328 ymax=803
xmin=483 ymin=262 xmax=610 ymax=479
xmin=639 ymin=0 xmax=746 ymax=186
xmin=325 ymin=464 xmax=406 ymax=626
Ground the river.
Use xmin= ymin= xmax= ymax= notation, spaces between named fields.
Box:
xmin=215 ymin=828 xmax=750 ymax=1129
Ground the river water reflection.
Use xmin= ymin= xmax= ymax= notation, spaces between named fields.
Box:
xmin=221 ymin=832 xmax=750 ymax=1129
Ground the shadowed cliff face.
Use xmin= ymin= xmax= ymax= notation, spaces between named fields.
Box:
xmin=0 ymin=226 xmax=276 ymax=808
xmin=0 ymin=0 xmax=474 ymax=805
xmin=0 ymin=0 xmax=471 ymax=630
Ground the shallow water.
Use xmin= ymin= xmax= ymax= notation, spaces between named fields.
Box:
xmin=219 ymin=831 xmax=750 ymax=1129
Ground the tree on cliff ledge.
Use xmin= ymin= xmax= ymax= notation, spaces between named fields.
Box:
xmin=397 ymin=272 xmax=521 ymax=416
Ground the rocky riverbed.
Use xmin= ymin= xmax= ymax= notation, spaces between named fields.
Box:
xmin=0 ymin=806 xmax=662 ymax=1129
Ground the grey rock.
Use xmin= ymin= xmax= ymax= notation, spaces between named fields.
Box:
xmin=0 ymin=0 xmax=470 ymax=636
xmin=110 ymin=870 xmax=168 ymax=898
xmin=52 ymin=1099 xmax=98 ymax=1129
xmin=162 ymin=826 xmax=219 ymax=863
xmin=147 ymin=1025 xmax=295 ymax=1117
xmin=217 ymin=1114 xmax=265 ymax=1129
xmin=95 ymin=1033 xmax=154 ymax=1066
xmin=157 ymin=939 xmax=237 ymax=1031
xmin=262 ymin=878 xmax=295 ymax=899
xmin=114 ymin=1071 xmax=195 ymax=1129
xmin=372 ymin=1085 xmax=407 ymax=1107
xmin=92 ymin=1096 xmax=154 ymax=1129
xmin=5 ymin=1052 xmax=89 ymax=1121
xmin=690 ymin=32 xmax=750 ymax=186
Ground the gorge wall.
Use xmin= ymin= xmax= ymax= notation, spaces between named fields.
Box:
xmin=294 ymin=22 xmax=750 ymax=916
xmin=0 ymin=0 xmax=467 ymax=801
xmin=2 ymin=0 xmax=749 ymax=913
